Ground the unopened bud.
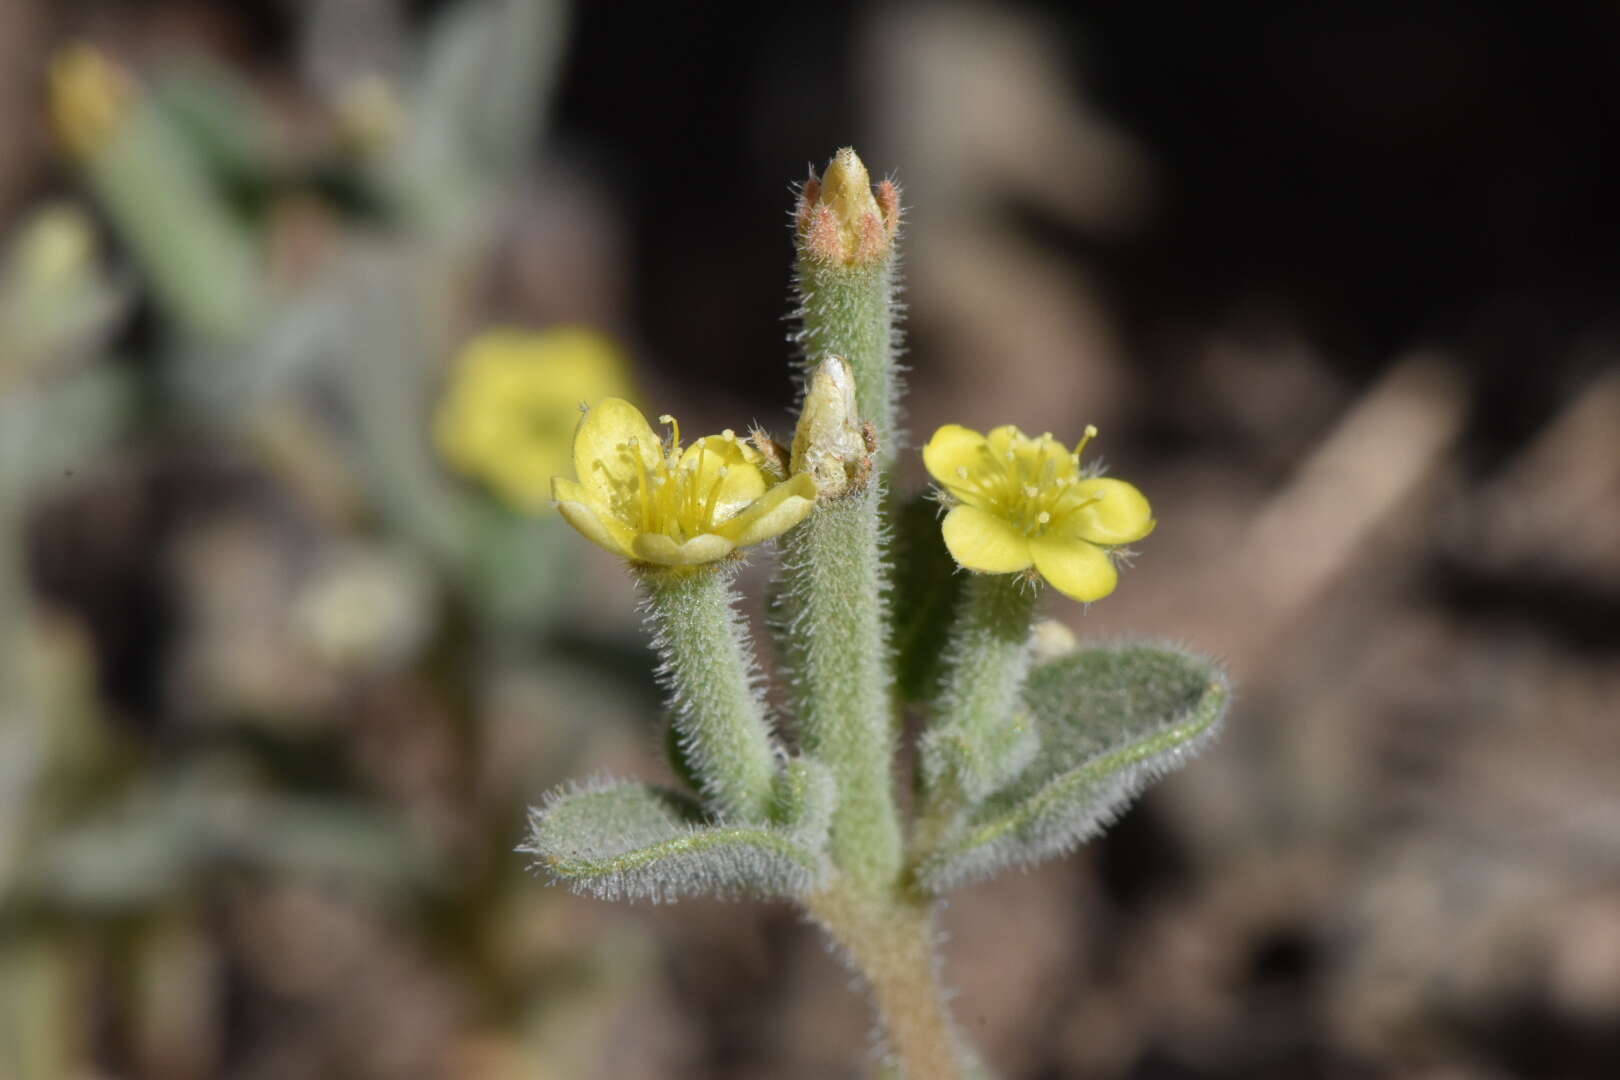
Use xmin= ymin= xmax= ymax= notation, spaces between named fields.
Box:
xmin=791 ymin=357 xmax=868 ymax=497
xmin=794 ymin=147 xmax=900 ymax=267
xmin=48 ymin=45 xmax=130 ymax=158
xmin=7 ymin=205 xmax=94 ymax=289
xmin=335 ymin=74 xmax=405 ymax=157
xmin=1029 ymin=619 xmax=1079 ymax=662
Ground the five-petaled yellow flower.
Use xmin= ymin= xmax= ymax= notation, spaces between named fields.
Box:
xmin=435 ymin=327 xmax=632 ymax=512
xmin=554 ymin=399 xmax=817 ymax=567
xmin=923 ymin=423 xmax=1154 ymax=602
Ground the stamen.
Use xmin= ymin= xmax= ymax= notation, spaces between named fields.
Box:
xmin=628 ymin=438 xmax=655 ymax=526
xmin=658 ymin=413 xmax=682 ymax=454
xmin=1075 ymin=424 xmax=1098 ymax=459
xmin=702 ymin=464 xmax=729 ymax=524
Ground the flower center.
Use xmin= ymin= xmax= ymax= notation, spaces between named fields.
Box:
xmin=600 ymin=417 xmax=742 ymax=541
xmin=952 ymin=426 xmax=1104 ymax=537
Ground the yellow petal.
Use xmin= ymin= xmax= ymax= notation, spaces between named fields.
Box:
xmin=680 ymin=436 xmax=767 ymax=522
xmin=922 ymin=424 xmax=989 ymax=490
xmin=985 ymin=424 xmax=1029 ymax=460
xmin=554 ymin=483 xmax=635 ymax=558
xmin=722 ymin=473 xmax=816 ymax=548
xmin=1029 ymin=535 xmax=1118 ymax=602
xmin=632 ymin=532 xmax=735 ymax=566
xmin=940 ymin=504 xmax=1032 ymax=574
xmin=1062 ymin=478 xmax=1155 ymax=545
xmin=573 ymin=398 xmax=659 ymax=507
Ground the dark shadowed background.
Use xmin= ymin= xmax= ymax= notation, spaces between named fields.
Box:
xmin=2 ymin=1 xmax=1618 ymax=1077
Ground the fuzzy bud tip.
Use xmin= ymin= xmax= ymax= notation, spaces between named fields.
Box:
xmin=795 ymin=147 xmax=899 ymax=266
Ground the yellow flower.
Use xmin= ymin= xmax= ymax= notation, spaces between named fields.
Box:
xmin=553 ymin=399 xmax=817 ymax=567
xmin=435 ymin=327 xmax=632 ymax=512
xmin=48 ymin=45 xmax=130 ymax=158
xmin=923 ymin=423 xmax=1154 ymax=602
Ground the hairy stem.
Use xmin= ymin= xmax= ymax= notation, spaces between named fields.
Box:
xmin=776 ymin=485 xmax=901 ymax=889
xmin=639 ymin=565 xmax=778 ymax=822
xmin=794 ymin=254 xmax=901 ymax=468
xmin=919 ymin=573 xmax=1041 ymax=825
xmin=809 ymin=883 xmax=969 ymax=1079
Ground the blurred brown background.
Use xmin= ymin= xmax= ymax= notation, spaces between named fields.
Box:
xmin=2 ymin=1 xmax=1618 ymax=1078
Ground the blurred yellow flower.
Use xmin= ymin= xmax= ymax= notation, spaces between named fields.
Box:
xmin=334 ymin=74 xmax=405 ymax=157
xmin=923 ymin=423 xmax=1154 ymax=602
xmin=48 ymin=45 xmax=129 ymax=158
xmin=553 ymin=399 xmax=816 ymax=567
xmin=435 ymin=327 xmax=633 ymax=512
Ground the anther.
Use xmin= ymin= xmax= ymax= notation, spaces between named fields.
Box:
xmin=658 ymin=414 xmax=682 ymax=450
xmin=1075 ymin=424 xmax=1098 ymax=458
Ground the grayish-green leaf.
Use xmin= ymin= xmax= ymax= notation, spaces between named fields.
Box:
xmin=523 ymin=771 xmax=834 ymax=903
xmin=6 ymin=775 xmax=436 ymax=916
xmin=916 ymin=643 xmax=1228 ymax=893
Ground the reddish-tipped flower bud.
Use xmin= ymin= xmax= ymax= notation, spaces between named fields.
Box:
xmin=795 ymin=148 xmax=899 ymax=267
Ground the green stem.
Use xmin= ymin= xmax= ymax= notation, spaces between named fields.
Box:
xmin=86 ymin=105 xmax=261 ymax=345
xmin=776 ymin=485 xmax=901 ymax=889
xmin=794 ymin=256 xmax=901 ymax=469
xmin=638 ymin=565 xmax=778 ymax=822
xmin=919 ymin=573 xmax=1041 ymax=823
xmin=808 ymin=883 xmax=970 ymax=1079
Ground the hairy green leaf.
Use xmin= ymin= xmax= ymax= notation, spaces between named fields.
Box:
xmin=522 ymin=766 xmax=834 ymax=903
xmin=916 ymin=643 xmax=1228 ymax=893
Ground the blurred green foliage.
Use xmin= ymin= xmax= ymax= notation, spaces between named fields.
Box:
xmin=2 ymin=3 xmax=673 ymax=1077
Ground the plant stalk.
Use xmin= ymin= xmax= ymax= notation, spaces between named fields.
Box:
xmin=639 ymin=565 xmax=778 ymax=822
xmin=919 ymin=573 xmax=1041 ymax=820
xmin=776 ymin=484 xmax=902 ymax=889
xmin=809 ymin=883 xmax=969 ymax=1079
xmin=794 ymin=255 xmax=901 ymax=469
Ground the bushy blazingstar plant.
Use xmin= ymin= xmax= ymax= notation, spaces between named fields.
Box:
xmin=521 ymin=148 xmax=1228 ymax=1078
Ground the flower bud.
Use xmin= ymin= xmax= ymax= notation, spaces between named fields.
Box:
xmin=48 ymin=45 xmax=130 ymax=158
xmin=6 ymin=205 xmax=94 ymax=292
xmin=791 ymin=356 xmax=868 ymax=498
xmin=794 ymin=148 xmax=900 ymax=267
